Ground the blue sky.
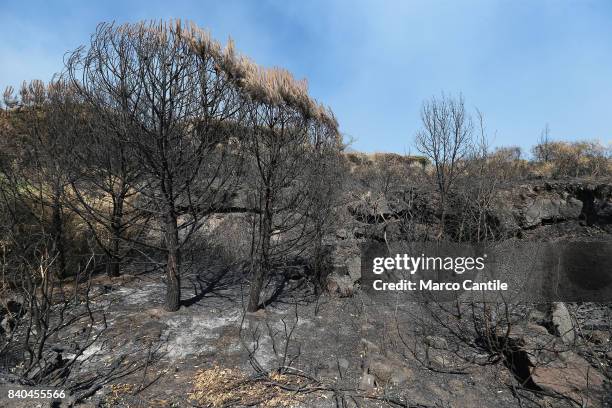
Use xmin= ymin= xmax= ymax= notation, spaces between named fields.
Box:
xmin=1 ymin=0 xmax=611 ymax=154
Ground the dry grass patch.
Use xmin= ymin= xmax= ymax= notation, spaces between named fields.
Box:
xmin=103 ymin=383 xmax=137 ymax=406
xmin=102 ymin=383 xmax=174 ymax=407
xmin=189 ymin=367 xmax=310 ymax=407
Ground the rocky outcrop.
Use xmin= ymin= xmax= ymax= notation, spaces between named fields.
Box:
xmin=326 ymin=273 xmax=355 ymax=297
xmin=492 ymin=181 xmax=612 ymax=232
xmin=523 ymin=196 xmax=582 ymax=227
xmin=549 ymin=302 xmax=575 ymax=344
xmin=424 ymin=335 xmax=448 ymax=350
xmin=325 ymin=180 xmax=612 ymax=299
xmin=530 ymin=351 xmax=606 ymax=407
xmin=343 ymin=180 xmax=612 ymax=241
xmin=325 ymin=233 xmax=362 ymax=297
xmin=498 ymin=313 xmax=607 ymax=407
xmin=359 ymin=336 xmax=414 ymax=388
xmin=365 ymin=353 xmax=413 ymax=386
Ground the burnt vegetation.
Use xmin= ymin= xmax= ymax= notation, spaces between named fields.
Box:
xmin=0 ymin=19 xmax=610 ymax=408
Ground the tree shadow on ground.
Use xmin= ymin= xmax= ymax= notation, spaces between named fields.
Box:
xmin=181 ymin=265 xmax=239 ymax=307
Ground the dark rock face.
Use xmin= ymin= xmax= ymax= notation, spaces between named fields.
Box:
xmin=492 ymin=181 xmax=612 ymax=233
xmin=577 ymin=183 xmax=612 ymax=225
xmin=343 ymin=180 xmax=612 ymax=243
xmin=523 ymin=196 xmax=582 ymax=227
xmin=491 ymin=310 xmax=608 ymax=404
xmin=324 ymin=180 xmax=612 ymax=297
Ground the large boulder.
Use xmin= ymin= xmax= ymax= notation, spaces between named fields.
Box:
xmin=325 ymin=237 xmax=362 ymax=297
xmin=522 ymin=196 xmax=582 ymax=228
xmin=328 ymin=239 xmax=361 ymax=285
xmin=424 ymin=335 xmax=448 ymax=350
xmin=362 ymin=353 xmax=413 ymax=387
xmin=326 ymin=273 xmax=354 ymax=297
xmin=497 ymin=315 xmax=605 ymax=406
xmin=530 ymin=351 xmax=606 ymax=407
xmin=368 ymin=357 xmax=412 ymax=386
xmin=358 ymin=373 xmax=376 ymax=391
xmin=345 ymin=256 xmax=361 ymax=283
xmin=550 ymin=302 xmax=575 ymax=345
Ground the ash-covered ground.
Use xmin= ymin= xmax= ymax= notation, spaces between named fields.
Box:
xmin=3 ymin=262 xmax=608 ymax=408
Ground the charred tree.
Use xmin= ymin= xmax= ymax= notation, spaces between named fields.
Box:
xmin=66 ymin=21 xmax=243 ymax=311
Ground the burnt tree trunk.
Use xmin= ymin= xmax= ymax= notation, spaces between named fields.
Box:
xmin=106 ymin=190 xmax=125 ymax=278
xmin=247 ymin=186 xmax=273 ymax=312
xmin=247 ymin=263 xmax=265 ymax=313
xmin=164 ymin=209 xmax=181 ymax=312
xmin=50 ymin=191 xmax=66 ymax=279
xmin=312 ymin=225 xmax=324 ymax=295
xmin=106 ymin=237 xmax=121 ymax=278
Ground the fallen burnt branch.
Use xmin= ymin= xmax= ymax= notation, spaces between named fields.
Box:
xmin=67 ymin=350 xmax=162 ymax=406
xmin=253 ymin=370 xmax=436 ymax=408
xmin=190 ymin=365 xmax=435 ymax=408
